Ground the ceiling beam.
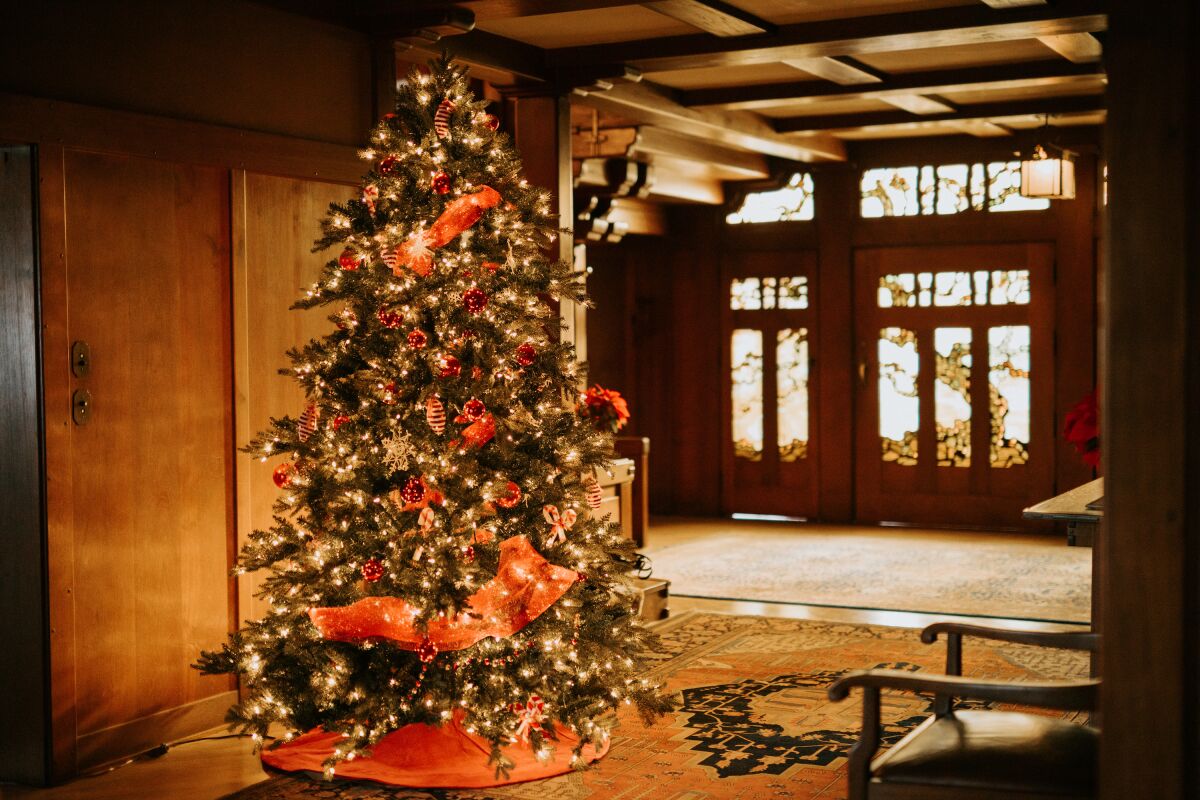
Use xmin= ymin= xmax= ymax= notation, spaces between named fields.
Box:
xmin=547 ymin=0 xmax=1106 ymax=74
xmin=782 ymin=55 xmax=885 ymax=85
xmin=642 ymin=0 xmax=775 ymax=37
xmin=396 ymin=28 xmax=549 ymax=83
xmin=775 ymin=94 xmax=1104 ymax=133
xmin=681 ymin=60 xmax=1105 ymax=111
xmin=978 ymin=0 xmax=1046 ymax=6
xmin=1037 ymin=32 xmax=1103 ymax=63
xmin=879 ymin=94 xmax=957 ymax=114
xmin=414 ymin=0 xmax=638 ymax=20
xmin=628 ymin=126 xmax=769 ymax=177
xmin=574 ymin=80 xmax=846 ymax=162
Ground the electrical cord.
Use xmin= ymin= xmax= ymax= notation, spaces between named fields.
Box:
xmin=77 ymin=733 xmax=273 ymax=779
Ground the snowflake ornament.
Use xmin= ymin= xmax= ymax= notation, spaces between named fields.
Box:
xmin=382 ymin=432 xmax=418 ymax=472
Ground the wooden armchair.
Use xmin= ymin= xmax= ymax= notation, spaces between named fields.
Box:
xmin=828 ymin=622 xmax=1101 ymax=800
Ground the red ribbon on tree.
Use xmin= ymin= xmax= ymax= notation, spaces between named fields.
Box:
xmin=383 ymin=186 xmax=502 ymax=277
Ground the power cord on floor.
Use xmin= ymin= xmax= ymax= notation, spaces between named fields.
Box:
xmin=77 ymin=733 xmax=273 ymax=779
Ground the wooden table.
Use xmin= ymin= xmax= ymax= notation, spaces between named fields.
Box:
xmin=1022 ymin=477 xmax=1102 ymax=547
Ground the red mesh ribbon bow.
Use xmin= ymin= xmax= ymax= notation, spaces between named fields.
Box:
xmin=511 ymin=695 xmax=546 ymax=741
xmin=542 ymin=505 xmax=576 ymax=548
xmin=383 ymin=186 xmax=502 ymax=277
xmin=307 ymin=535 xmax=578 ymax=652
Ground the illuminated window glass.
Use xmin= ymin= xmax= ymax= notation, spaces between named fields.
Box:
xmin=777 ymin=276 xmax=809 ymax=309
xmin=880 ymin=270 xmax=1029 ymax=308
xmin=727 ymin=173 xmax=815 ymax=224
xmin=933 ymin=272 xmax=973 ymax=306
xmin=731 ymin=276 xmax=808 ymax=310
xmin=777 ymin=328 xmax=809 ymax=461
xmin=861 ymin=161 xmax=1051 ymax=217
xmin=879 ymin=327 xmax=919 ymax=465
xmin=935 ymin=328 xmax=972 ymax=467
xmin=732 ymin=329 xmax=764 ymax=460
xmin=731 ymin=278 xmax=762 ymax=310
xmin=989 ymin=325 xmax=1031 ymax=467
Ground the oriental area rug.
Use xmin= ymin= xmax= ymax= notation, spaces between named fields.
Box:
xmin=643 ymin=519 xmax=1092 ymax=624
xmin=221 ymin=611 xmax=1090 ymax=800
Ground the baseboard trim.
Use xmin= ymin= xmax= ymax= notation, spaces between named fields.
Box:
xmin=76 ymin=690 xmax=237 ymax=772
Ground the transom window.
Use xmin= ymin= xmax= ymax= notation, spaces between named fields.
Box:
xmin=877 ymin=270 xmax=1031 ymax=308
xmin=726 ymin=173 xmax=814 ymax=224
xmin=731 ymin=276 xmax=809 ymax=310
xmin=861 ymin=161 xmax=1050 ymax=218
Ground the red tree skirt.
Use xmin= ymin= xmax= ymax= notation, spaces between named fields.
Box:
xmin=260 ymin=715 xmax=609 ymax=788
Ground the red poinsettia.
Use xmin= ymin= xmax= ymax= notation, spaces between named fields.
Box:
xmin=579 ymin=384 xmax=630 ymax=434
xmin=1063 ymin=389 xmax=1100 ymax=468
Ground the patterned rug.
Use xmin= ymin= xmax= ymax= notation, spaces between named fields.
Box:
xmin=643 ymin=519 xmax=1092 ymax=623
xmin=220 ymin=611 xmax=1089 ymax=800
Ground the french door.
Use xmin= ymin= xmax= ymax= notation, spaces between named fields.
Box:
xmin=721 ymin=251 xmax=818 ymax=518
xmin=854 ymin=244 xmax=1055 ymax=527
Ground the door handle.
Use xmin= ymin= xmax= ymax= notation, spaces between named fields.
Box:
xmin=858 ymin=360 xmax=867 ymax=385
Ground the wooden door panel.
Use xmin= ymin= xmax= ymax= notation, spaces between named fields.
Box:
xmin=63 ymin=151 xmax=234 ymax=737
xmin=854 ymin=243 xmax=1055 ymax=527
xmin=233 ymin=172 xmax=354 ymax=624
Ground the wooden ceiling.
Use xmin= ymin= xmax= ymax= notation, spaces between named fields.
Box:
xmin=258 ymin=0 xmax=1105 ymax=206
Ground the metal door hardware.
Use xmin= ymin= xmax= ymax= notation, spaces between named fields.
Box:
xmin=71 ymin=340 xmax=91 ymax=378
xmin=72 ymin=389 xmax=92 ymax=425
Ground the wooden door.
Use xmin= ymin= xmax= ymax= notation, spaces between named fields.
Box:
xmin=62 ymin=150 xmax=236 ymax=763
xmin=722 ymin=250 xmax=818 ymax=517
xmin=854 ymin=243 xmax=1055 ymax=527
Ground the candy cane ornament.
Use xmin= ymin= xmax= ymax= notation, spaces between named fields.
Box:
xmin=543 ymin=505 xmax=577 ymax=548
xmin=426 ymin=395 xmax=446 ymax=434
xmin=511 ymin=695 xmax=546 ymax=742
xmin=434 ymin=99 xmax=454 ymax=138
xmin=298 ymin=404 xmax=320 ymax=443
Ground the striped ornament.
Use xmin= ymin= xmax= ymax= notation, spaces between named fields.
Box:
xmin=585 ymin=476 xmax=603 ymax=510
xmin=425 ymin=395 xmax=446 ymax=434
xmin=434 ymin=99 xmax=454 ymax=138
xmin=298 ymin=404 xmax=319 ymax=442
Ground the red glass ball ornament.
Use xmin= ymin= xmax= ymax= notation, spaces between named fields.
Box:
xmin=460 ymin=545 xmax=475 ymax=563
xmin=383 ymin=112 xmax=398 ymax=120
xmin=463 ymin=398 xmax=486 ymax=420
xmin=377 ymin=307 xmax=403 ymax=329
xmin=361 ymin=558 xmax=384 ymax=582
xmin=495 ymin=481 xmax=522 ymax=509
xmin=272 ymin=462 xmax=294 ymax=488
xmin=417 ymin=638 xmax=438 ymax=663
xmin=332 ymin=415 xmax=351 ymax=431
xmin=438 ymin=354 xmax=461 ymax=378
xmin=462 ymin=287 xmax=488 ymax=314
xmin=407 ymin=329 xmax=428 ymax=349
xmin=400 ymin=476 xmax=426 ymax=504
xmin=431 ymin=171 xmax=452 ymax=194
xmin=378 ymin=155 xmax=399 ymax=176
xmin=484 ymin=114 xmax=500 ymax=131
xmin=338 ymin=249 xmax=361 ymax=271
xmin=576 ymin=572 xmax=588 ymax=583
xmin=515 ymin=342 xmax=537 ymax=366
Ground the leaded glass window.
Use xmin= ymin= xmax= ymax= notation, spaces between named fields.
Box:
xmin=861 ymin=161 xmax=1051 ymax=218
xmin=727 ymin=173 xmax=815 ymax=224
xmin=879 ymin=327 xmax=919 ymax=465
xmin=989 ymin=326 xmax=1031 ymax=467
xmin=731 ymin=329 xmax=764 ymax=461
xmin=776 ymin=328 xmax=809 ymax=462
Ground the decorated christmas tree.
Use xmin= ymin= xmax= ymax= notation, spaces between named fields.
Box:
xmin=197 ymin=58 xmax=670 ymax=786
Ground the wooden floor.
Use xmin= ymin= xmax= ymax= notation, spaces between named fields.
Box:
xmin=1 ymin=520 xmax=1086 ymax=800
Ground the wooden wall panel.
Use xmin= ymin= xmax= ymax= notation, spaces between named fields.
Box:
xmin=233 ymin=172 xmax=355 ymax=624
xmin=61 ymin=150 xmax=235 ymax=763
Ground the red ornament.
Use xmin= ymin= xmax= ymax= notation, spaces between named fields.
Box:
xmin=382 ymin=112 xmax=398 ymax=121
xmin=576 ymin=572 xmax=588 ymax=583
xmin=437 ymin=354 xmax=461 ymax=378
xmin=431 ymin=171 xmax=452 ymax=194
xmin=462 ymin=287 xmax=488 ymax=314
xmin=298 ymin=404 xmax=319 ymax=442
xmin=382 ymin=381 xmax=398 ymax=405
xmin=515 ymin=342 xmax=537 ymax=366
xmin=461 ymin=398 xmax=486 ymax=422
xmin=272 ymin=463 xmax=295 ymax=488
xmin=460 ymin=545 xmax=476 ymax=563
xmin=332 ymin=415 xmax=351 ymax=431
xmin=361 ymin=558 xmax=385 ymax=582
xmin=378 ymin=155 xmax=400 ymax=175
xmin=496 ymin=481 xmax=522 ymax=509
xmin=417 ymin=637 xmax=439 ymax=663
xmin=338 ymin=249 xmax=361 ymax=271
xmin=377 ymin=307 xmax=403 ymax=329
xmin=407 ymin=329 xmax=428 ymax=349
xmin=400 ymin=476 xmax=426 ymax=504
xmin=426 ymin=396 xmax=446 ymax=434
xmin=483 ymin=114 xmax=500 ymax=131
xmin=585 ymin=476 xmax=603 ymax=510
xmin=482 ymin=261 xmax=500 ymax=273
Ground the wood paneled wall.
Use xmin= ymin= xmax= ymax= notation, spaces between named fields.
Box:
xmin=587 ymin=133 xmax=1100 ymax=523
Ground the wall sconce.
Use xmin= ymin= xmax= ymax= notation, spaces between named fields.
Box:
xmin=1020 ymin=143 xmax=1076 ymax=200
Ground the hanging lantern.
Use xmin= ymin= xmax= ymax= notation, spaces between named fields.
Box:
xmin=1019 ymin=143 xmax=1076 ymax=201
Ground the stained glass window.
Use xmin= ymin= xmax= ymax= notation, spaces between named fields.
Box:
xmin=731 ymin=276 xmax=808 ymax=310
xmin=881 ymin=270 xmax=1029 ymax=308
xmin=776 ymin=328 xmax=809 ymax=462
xmin=727 ymin=172 xmax=815 ymax=224
xmin=989 ymin=325 xmax=1031 ymax=467
xmin=879 ymin=327 xmax=919 ymax=465
xmin=732 ymin=329 xmax=764 ymax=461
xmin=861 ymin=161 xmax=1050 ymax=217
xmin=935 ymin=328 xmax=972 ymax=467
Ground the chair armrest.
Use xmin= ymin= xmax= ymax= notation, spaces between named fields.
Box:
xmin=921 ymin=622 xmax=1100 ymax=653
xmin=828 ymin=669 xmax=1099 ymax=711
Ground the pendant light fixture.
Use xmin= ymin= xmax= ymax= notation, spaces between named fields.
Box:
xmin=1019 ymin=117 xmax=1077 ymax=200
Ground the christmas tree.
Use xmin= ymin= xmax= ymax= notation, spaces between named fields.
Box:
xmin=197 ymin=58 xmax=670 ymax=783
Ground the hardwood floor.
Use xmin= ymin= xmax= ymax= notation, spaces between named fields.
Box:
xmin=2 ymin=519 xmax=1086 ymax=800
